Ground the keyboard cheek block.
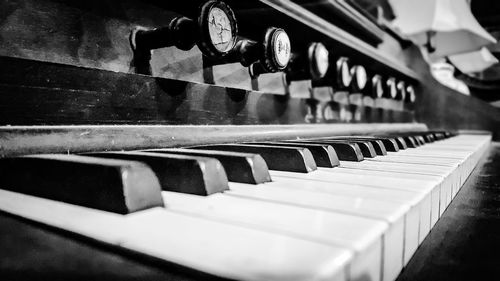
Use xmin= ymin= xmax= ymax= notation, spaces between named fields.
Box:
xmin=0 ymin=155 xmax=164 ymax=214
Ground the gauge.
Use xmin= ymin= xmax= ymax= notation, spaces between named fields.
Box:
xmin=406 ymin=85 xmax=416 ymax=103
xmin=198 ymin=1 xmax=238 ymax=57
xmin=371 ymin=74 xmax=384 ymax=98
xmin=336 ymin=57 xmax=352 ymax=88
xmin=386 ymin=77 xmax=397 ymax=99
xmin=308 ymin=42 xmax=329 ymax=80
xmin=262 ymin=27 xmax=291 ymax=72
xmin=396 ymin=81 xmax=406 ymax=101
xmin=351 ymin=65 xmax=367 ymax=92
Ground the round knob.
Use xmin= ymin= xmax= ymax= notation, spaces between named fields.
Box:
xmin=350 ymin=65 xmax=367 ymax=92
xmin=336 ymin=57 xmax=352 ymax=89
xmin=131 ymin=0 xmax=238 ymax=58
xmin=405 ymin=84 xmax=416 ymax=104
xmin=250 ymin=27 xmax=291 ymax=77
xmin=308 ymin=42 xmax=329 ymax=80
xmin=396 ymin=81 xmax=406 ymax=101
xmin=262 ymin=27 xmax=291 ymax=73
xmin=368 ymin=74 xmax=384 ymax=98
xmin=385 ymin=77 xmax=397 ymax=99
xmin=198 ymin=0 xmax=238 ymax=57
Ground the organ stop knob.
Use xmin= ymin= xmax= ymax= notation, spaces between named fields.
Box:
xmin=366 ymin=74 xmax=384 ymax=99
xmin=350 ymin=65 xmax=368 ymax=93
xmin=285 ymin=42 xmax=329 ymax=82
xmin=249 ymin=27 xmax=292 ymax=77
xmin=406 ymin=84 xmax=417 ymax=104
xmin=130 ymin=0 xmax=238 ymax=68
xmin=384 ymin=77 xmax=398 ymax=99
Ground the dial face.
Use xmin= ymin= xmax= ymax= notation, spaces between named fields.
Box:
xmin=387 ymin=78 xmax=397 ymax=98
xmin=207 ymin=7 xmax=234 ymax=53
xmin=354 ymin=66 xmax=367 ymax=90
xmin=397 ymin=81 xmax=406 ymax=100
xmin=313 ymin=43 xmax=329 ymax=78
xmin=273 ymin=30 xmax=291 ymax=67
xmin=407 ymin=85 xmax=416 ymax=103
xmin=338 ymin=58 xmax=351 ymax=87
xmin=373 ymin=76 xmax=383 ymax=98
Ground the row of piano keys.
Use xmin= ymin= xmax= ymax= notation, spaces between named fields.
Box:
xmin=0 ymin=130 xmax=492 ymax=281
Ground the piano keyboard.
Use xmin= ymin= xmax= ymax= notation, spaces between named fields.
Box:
xmin=0 ymin=132 xmax=491 ymax=281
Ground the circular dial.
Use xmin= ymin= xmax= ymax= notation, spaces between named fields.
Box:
xmin=406 ymin=85 xmax=416 ymax=103
xmin=386 ymin=77 xmax=397 ymax=99
xmin=371 ymin=75 xmax=384 ymax=98
xmin=273 ymin=30 xmax=291 ymax=68
xmin=336 ymin=57 xmax=352 ymax=88
xmin=308 ymin=42 xmax=329 ymax=79
xmin=262 ymin=27 xmax=291 ymax=72
xmin=199 ymin=1 xmax=237 ymax=57
xmin=208 ymin=7 xmax=234 ymax=52
xmin=396 ymin=81 xmax=406 ymax=101
xmin=351 ymin=65 xmax=367 ymax=91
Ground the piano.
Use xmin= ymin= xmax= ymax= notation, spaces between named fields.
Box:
xmin=0 ymin=1 xmax=499 ymax=281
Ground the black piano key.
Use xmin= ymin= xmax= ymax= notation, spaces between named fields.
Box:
xmin=431 ymin=131 xmax=446 ymax=140
xmin=376 ymin=137 xmax=400 ymax=152
xmin=377 ymin=136 xmax=408 ymax=150
xmin=142 ymin=148 xmax=271 ymax=184
xmin=190 ymin=144 xmax=317 ymax=173
xmin=0 ymin=154 xmax=164 ymax=214
xmin=325 ymin=137 xmax=386 ymax=156
xmin=366 ymin=139 xmax=387 ymax=155
xmin=346 ymin=138 xmax=387 ymax=156
xmin=350 ymin=141 xmax=377 ymax=158
xmin=332 ymin=136 xmax=399 ymax=155
xmin=412 ymin=135 xmax=426 ymax=145
xmin=82 ymin=151 xmax=228 ymax=196
xmin=425 ymin=133 xmax=436 ymax=142
xmin=289 ymin=140 xmax=364 ymax=162
xmin=319 ymin=140 xmax=376 ymax=158
xmin=249 ymin=142 xmax=340 ymax=168
xmin=395 ymin=137 xmax=409 ymax=149
xmin=401 ymin=136 xmax=418 ymax=148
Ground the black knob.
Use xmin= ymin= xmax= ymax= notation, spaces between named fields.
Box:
xmin=285 ymin=42 xmax=329 ymax=82
xmin=365 ymin=74 xmax=384 ymax=99
xmin=248 ymin=27 xmax=292 ymax=77
xmin=384 ymin=77 xmax=397 ymax=99
xmin=350 ymin=65 xmax=367 ymax=93
xmin=395 ymin=81 xmax=406 ymax=101
xmin=336 ymin=57 xmax=352 ymax=90
xmin=131 ymin=0 xmax=237 ymax=58
xmin=405 ymin=84 xmax=416 ymax=104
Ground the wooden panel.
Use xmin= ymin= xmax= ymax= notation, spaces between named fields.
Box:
xmin=0 ymin=0 xmax=258 ymax=91
xmin=0 ymin=0 xmax=419 ymax=96
xmin=0 ymin=56 xmax=415 ymax=126
xmin=0 ymin=123 xmax=428 ymax=157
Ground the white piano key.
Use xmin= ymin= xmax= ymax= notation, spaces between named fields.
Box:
xmin=338 ymin=160 xmax=454 ymax=217
xmin=0 ymin=189 xmax=353 ymax=281
xmin=332 ymin=164 xmax=444 ymax=228
xmin=162 ymin=191 xmax=388 ymax=281
xmin=270 ymin=169 xmax=435 ymax=253
xmin=243 ymin=176 xmax=423 ymax=268
xmin=226 ymin=182 xmax=409 ymax=281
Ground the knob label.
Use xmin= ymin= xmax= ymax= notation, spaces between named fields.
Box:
xmin=273 ymin=31 xmax=291 ymax=68
xmin=208 ymin=7 xmax=234 ymax=53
